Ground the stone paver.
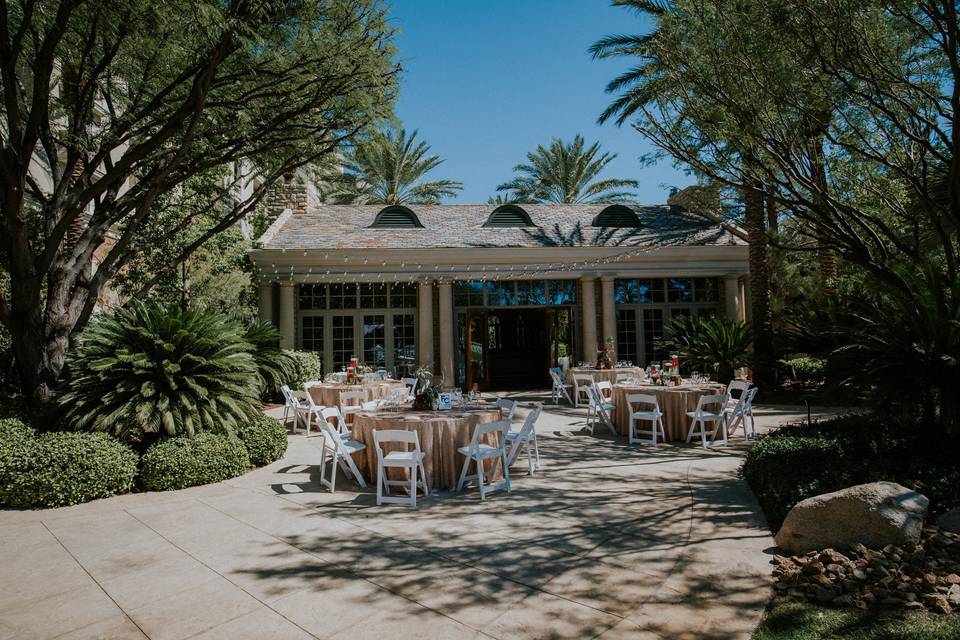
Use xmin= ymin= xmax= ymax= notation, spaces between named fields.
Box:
xmin=0 ymin=398 xmax=838 ymax=640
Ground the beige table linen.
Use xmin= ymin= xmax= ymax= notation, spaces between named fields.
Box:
xmin=350 ymin=407 xmax=503 ymax=490
xmin=566 ymin=366 xmax=645 ymax=386
xmin=611 ymin=382 xmax=726 ymax=441
xmin=306 ymin=380 xmax=407 ymax=422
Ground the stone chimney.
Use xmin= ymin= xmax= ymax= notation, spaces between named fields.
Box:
xmin=667 ymin=184 xmax=722 ymax=214
xmin=266 ymin=172 xmax=309 ymax=223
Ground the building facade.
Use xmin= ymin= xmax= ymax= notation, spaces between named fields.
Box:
xmin=249 ymin=203 xmax=749 ymax=390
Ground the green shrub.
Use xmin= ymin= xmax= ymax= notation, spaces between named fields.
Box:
xmin=59 ymin=301 xmax=261 ymax=444
xmin=285 ymin=350 xmax=323 ymax=386
xmin=245 ymin=321 xmax=296 ymax=397
xmin=0 ymin=429 xmax=138 ymax=509
xmin=780 ymin=356 xmax=826 ymax=383
xmin=140 ymin=434 xmax=250 ymax=491
xmin=657 ymin=315 xmax=752 ymax=384
xmin=742 ymin=413 xmax=960 ymax=531
xmin=236 ymin=413 xmax=288 ymax=466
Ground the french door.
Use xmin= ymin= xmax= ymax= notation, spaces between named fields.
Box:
xmin=465 ymin=310 xmax=489 ymax=391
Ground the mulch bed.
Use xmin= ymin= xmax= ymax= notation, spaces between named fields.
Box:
xmin=772 ymin=526 xmax=960 ymax=615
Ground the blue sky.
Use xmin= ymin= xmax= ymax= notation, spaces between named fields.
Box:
xmin=388 ymin=0 xmax=693 ymax=204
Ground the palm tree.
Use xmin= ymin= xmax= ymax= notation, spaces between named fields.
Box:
xmin=330 ymin=128 xmax=462 ymax=204
xmin=592 ymin=1 xmax=776 ymax=388
xmin=496 ymin=135 xmax=638 ymax=203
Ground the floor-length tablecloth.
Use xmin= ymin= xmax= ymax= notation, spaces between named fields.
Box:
xmin=566 ymin=366 xmax=646 ymax=386
xmin=611 ymin=383 xmax=726 ymax=440
xmin=350 ymin=407 xmax=503 ymax=490
xmin=306 ymin=380 xmax=408 ymax=422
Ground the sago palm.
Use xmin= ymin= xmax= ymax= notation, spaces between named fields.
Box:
xmin=658 ymin=315 xmax=753 ymax=384
xmin=496 ymin=134 xmax=638 ymax=204
xmin=244 ymin=320 xmax=296 ymax=397
xmin=330 ymin=127 xmax=462 ymax=204
xmin=59 ymin=302 xmax=261 ymax=444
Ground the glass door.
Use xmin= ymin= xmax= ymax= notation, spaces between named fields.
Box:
xmin=547 ymin=308 xmax=573 ymax=369
xmin=465 ymin=311 xmax=489 ymax=391
xmin=331 ymin=314 xmax=355 ymax=373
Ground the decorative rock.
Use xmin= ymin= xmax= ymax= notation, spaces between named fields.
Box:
xmin=774 ymin=482 xmax=929 ymax=553
xmin=937 ymin=507 xmax=960 ymax=534
xmin=923 ymin=594 xmax=952 ymax=615
xmin=948 ymin=584 xmax=960 ymax=607
xmin=946 ymin=574 xmax=960 ymax=585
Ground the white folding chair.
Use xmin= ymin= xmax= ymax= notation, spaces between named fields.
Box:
xmin=495 ymin=397 xmax=518 ymax=422
xmin=372 ymin=429 xmax=429 ymax=506
xmin=339 ymin=390 xmax=367 ymax=420
xmin=572 ymin=373 xmax=595 ymax=407
xmin=626 ymin=393 xmax=666 ymax=446
xmin=320 ymin=406 xmax=352 ymax=439
xmin=456 ymin=420 xmax=511 ymax=500
xmin=686 ymin=394 xmax=728 ymax=447
xmin=549 ymin=367 xmax=573 ymax=405
xmin=596 ymin=380 xmax=613 ymax=400
xmin=317 ymin=419 xmax=367 ymax=493
xmin=506 ymin=405 xmax=543 ymax=475
xmin=280 ymin=384 xmax=310 ymax=431
xmin=724 ymin=380 xmax=751 ymax=408
xmin=300 ymin=384 xmax=324 ymax=436
xmin=401 ymin=377 xmax=418 ymax=401
xmin=587 ymin=385 xmax=618 ymax=437
xmin=724 ymin=387 xmax=758 ymax=439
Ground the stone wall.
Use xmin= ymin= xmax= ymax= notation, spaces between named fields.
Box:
xmin=266 ymin=173 xmax=309 ymax=223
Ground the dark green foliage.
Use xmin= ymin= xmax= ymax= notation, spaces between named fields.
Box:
xmin=0 ymin=427 xmax=138 ymax=509
xmin=59 ymin=302 xmax=261 ymax=444
xmin=779 ymin=357 xmax=826 ymax=384
xmin=658 ymin=315 xmax=752 ymax=384
xmin=244 ymin=321 xmax=296 ymax=397
xmin=140 ymin=434 xmax=250 ymax=492
xmin=236 ymin=414 xmax=288 ymax=466
xmin=742 ymin=414 xmax=960 ymax=531
xmin=285 ymin=350 xmax=323 ymax=387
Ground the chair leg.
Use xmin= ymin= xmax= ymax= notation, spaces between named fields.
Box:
xmin=409 ymin=467 xmax=417 ymax=507
xmin=330 ymin=450 xmax=338 ymax=493
xmin=476 ymin=457 xmax=486 ymax=500
xmin=319 ymin=444 xmax=328 ymax=490
xmin=533 ymin=433 xmax=541 ymax=470
xmin=376 ymin=463 xmax=383 ymax=505
xmin=526 ymin=441 xmax=533 ymax=475
xmin=419 ymin=461 xmax=430 ymax=496
xmin=658 ymin=417 xmax=667 ymax=442
xmin=343 ymin=450 xmax=367 ymax=488
xmin=502 ymin=451 xmax=511 ymax=492
xmin=700 ymin=420 xmax=709 ymax=448
xmin=456 ymin=455 xmax=470 ymax=492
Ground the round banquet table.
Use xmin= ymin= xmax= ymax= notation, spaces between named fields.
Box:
xmin=566 ymin=366 xmax=646 ymax=386
xmin=306 ymin=380 xmax=408 ymax=422
xmin=350 ymin=407 xmax=503 ymax=490
xmin=611 ymin=382 xmax=726 ymax=441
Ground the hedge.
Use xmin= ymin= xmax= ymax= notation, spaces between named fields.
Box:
xmin=285 ymin=350 xmax=323 ymax=387
xmin=742 ymin=414 xmax=960 ymax=532
xmin=140 ymin=433 xmax=250 ymax=491
xmin=236 ymin=413 xmax=288 ymax=466
xmin=0 ymin=426 xmax=138 ymax=509
xmin=779 ymin=356 xmax=826 ymax=383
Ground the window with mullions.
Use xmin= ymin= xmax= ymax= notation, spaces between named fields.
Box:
xmin=301 ymin=316 xmax=323 ymax=352
xmin=614 ymin=279 xmax=638 ymax=304
xmin=643 ymin=309 xmax=665 ymax=365
xmin=548 ymin=280 xmax=577 ymax=305
xmin=638 ymin=278 xmax=665 ymax=303
xmin=489 ymin=281 xmax=516 ymax=306
xmin=667 ymin=278 xmax=693 ymax=303
xmin=359 ymin=283 xmax=387 ymax=308
xmin=390 ymin=283 xmax=417 ymax=308
xmin=298 ymin=284 xmax=327 ymax=310
xmin=616 ymin=309 xmax=638 ymax=365
xmin=516 ymin=281 xmax=546 ymax=305
xmin=362 ymin=315 xmax=386 ymax=367
xmin=329 ymin=283 xmax=358 ymax=309
xmin=693 ymin=277 xmax=720 ymax=303
xmin=393 ymin=314 xmax=416 ymax=377
xmin=454 ymin=281 xmax=487 ymax=307
xmin=331 ymin=315 xmax=354 ymax=370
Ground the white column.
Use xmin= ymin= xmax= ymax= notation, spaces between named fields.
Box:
xmin=580 ymin=277 xmax=598 ymax=363
xmin=417 ymin=282 xmax=434 ymax=372
xmin=438 ymin=283 xmax=454 ymax=387
xmin=278 ymin=282 xmax=295 ymax=349
xmin=723 ymin=275 xmax=742 ymax=322
xmin=258 ymin=283 xmax=274 ymax=325
xmin=600 ymin=277 xmax=617 ymax=359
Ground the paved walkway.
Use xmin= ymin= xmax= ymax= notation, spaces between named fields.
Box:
xmin=0 ymin=398 xmax=836 ymax=640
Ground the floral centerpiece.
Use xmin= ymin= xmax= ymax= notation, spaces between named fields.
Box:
xmin=411 ymin=367 xmax=444 ymax=410
xmin=596 ymin=337 xmax=615 ymax=370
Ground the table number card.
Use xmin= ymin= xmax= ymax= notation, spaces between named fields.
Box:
xmin=437 ymin=393 xmax=453 ymax=410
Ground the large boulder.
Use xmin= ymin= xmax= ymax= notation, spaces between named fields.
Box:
xmin=774 ymin=482 xmax=929 ymax=553
xmin=937 ymin=507 xmax=960 ymax=534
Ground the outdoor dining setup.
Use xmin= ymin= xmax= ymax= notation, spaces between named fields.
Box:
xmin=279 ymin=350 xmax=755 ymax=508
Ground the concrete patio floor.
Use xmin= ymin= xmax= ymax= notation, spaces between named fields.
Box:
xmin=0 ymin=396 xmax=840 ymax=640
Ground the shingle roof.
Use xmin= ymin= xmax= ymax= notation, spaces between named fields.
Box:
xmin=256 ymin=204 xmax=745 ymax=251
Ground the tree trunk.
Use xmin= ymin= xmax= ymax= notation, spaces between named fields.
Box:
xmin=744 ymin=185 xmax=776 ymax=390
xmin=817 ymin=246 xmax=838 ymax=294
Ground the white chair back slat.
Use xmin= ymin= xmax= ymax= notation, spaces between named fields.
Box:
xmin=495 ymin=397 xmax=518 ymax=421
